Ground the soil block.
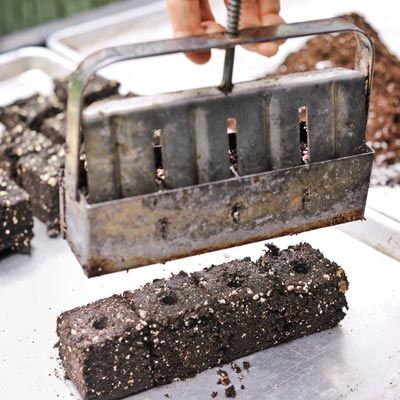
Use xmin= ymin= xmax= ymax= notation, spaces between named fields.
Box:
xmin=0 ymin=171 xmax=33 ymax=254
xmin=0 ymin=94 xmax=62 ymax=131
xmin=40 ymin=112 xmax=66 ymax=144
xmin=57 ymin=295 xmax=154 ymax=400
xmin=17 ymin=145 xmax=65 ymax=237
xmin=123 ymin=271 xmax=226 ymax=385
xmin=53 ymin=75 xmax=120 ymax=107
xmin=57 ymin=243 xmax=348 ymax=400
xmin=1 ymin=127 xmax=54 ymax=177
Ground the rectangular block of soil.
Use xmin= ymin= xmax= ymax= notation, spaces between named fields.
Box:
xmin=40 ymin=113 xmax=66 ymax=144
xmin=17 ymin=145 xmax=64 ymax=237
xmin=1 ymin=127 xmax=54 ymax=178
xmin=0 ymin=94 xmax=62 ymax=131
xmin=0 ymin=171 xmax=33 ymax=254
xmin=57 ymin=243 xmax=348 ymax=400
xmin=123 ymin=271 xmax=227 ymax=385
xmin=257 ymin=243 xmax=348 ymax=339
xmin=57 ymin=295 xmax=153 ymax=400
xmin=199 ymin=258 xmax=284 ymax=361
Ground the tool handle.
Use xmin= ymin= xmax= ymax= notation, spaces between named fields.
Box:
xmin=219 ymin=0 xmax=242 ymax=93
xmin=65 ymin=18 xmax=374 ymax=200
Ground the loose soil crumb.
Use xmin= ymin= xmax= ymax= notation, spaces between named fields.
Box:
xmin=211 ymin=392 xmax=218 ymax=398
xmin=240 ymin=385 xmax=245 ymax=390
xmin=225 ymin=385 xmax=236 ymax=398
xmin=242 ymin=361 xmax=251 ymax=372
xmin=217 ymin=370 xmax=231 ymax=386
xmin=230 ymin=363 xmax=241 ymax=374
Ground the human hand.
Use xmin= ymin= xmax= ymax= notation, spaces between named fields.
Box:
xmin=167 ymin=0 xmax=284 ymax=64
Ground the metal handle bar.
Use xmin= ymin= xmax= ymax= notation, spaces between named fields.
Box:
xmin=65 ymin=18 xmax=374 ymax=200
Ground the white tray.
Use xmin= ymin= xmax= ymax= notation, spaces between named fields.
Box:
xmin=339 ymin=186 xmax=400 ymax=262
xmin=1 ymin=222 xmax=400 ymax=399
xmin=0 ymin=46 xmax=75 ymax=107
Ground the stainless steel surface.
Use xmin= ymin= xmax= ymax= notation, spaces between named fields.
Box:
xmin=340 ymin=207 xmax=400 ymax=262
xmin=368 ymin=186 xmax=400 ymax=223
xmin=0 ymin=46 xmax=74 ymax=106
xmin=339 ymin=187 xmax=400 ymax=262
xmin=219 ymin=0 xmax=242 ymax=93
xmin=2 ymin=224 xmax=400 ymax=399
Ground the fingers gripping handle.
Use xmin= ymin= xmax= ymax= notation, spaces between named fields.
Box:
xmin=65 ymin=18 xmax=374 ymax=200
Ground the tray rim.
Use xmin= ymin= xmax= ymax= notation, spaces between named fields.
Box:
xmin=0 ymin=46 xmax=75 ymax=81
xmin=46 ymin=0 xmax=166 ymax=63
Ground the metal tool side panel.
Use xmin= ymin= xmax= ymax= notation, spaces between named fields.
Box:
xmin=111 ymin=113 xmax=158 ymax=197
xmin=334 ymin=74 xmax=367 ymax=158
xmin=235 ymin=94 xmax=270 ymax=175
xmin=65 ymin=193 xmax=91 ymax=268
xmin=162 ymin=104 xmax=198 ymax=189
xmin=74 ymin=148 xmax=373 ymax=276
xmin=193 ymin=99 xmax=232 ymax=183
xmin=82 ymin=68 xmax=366 ymax=203
xmin=83 ymin=117 xmax=121 ymax=202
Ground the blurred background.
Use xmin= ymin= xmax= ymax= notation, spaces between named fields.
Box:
xmin=1 ymin=0 xmax=122 ymax=35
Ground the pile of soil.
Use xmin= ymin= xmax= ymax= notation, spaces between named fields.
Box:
xmin=277 ymin=13 xmax=400 ymax=184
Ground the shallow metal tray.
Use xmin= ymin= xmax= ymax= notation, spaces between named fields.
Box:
xmin=1 ymin=223 xmax=400 ymax=399
xmin=0 ymin=46 xmax=75 ymax=107
xmin=339 ymin=185 xmax=400 ymax=262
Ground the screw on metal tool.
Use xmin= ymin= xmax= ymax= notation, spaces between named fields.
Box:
xmin=219 ymin=0 xmax=242 ymax=94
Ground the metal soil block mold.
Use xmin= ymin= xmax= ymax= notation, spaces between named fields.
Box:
xmin=61 ymin=18 xmax=374 ymax=276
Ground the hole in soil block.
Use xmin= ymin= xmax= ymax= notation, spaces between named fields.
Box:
xmin=160 ymin=292 xmax=178 ymax=305
xmin=291 ymin=260 xmax=310 ymax=274
xmin=227 ymin=273 xmax=244 ymax=288
xmin=299 ymin=106 xmax=309 ymax=164
xmin=227 ymin=117 xmax=239 ymax=177
xmin=92 ymin=316 xmax=108 ymax=330
xmin=152 ymin=129 xmax=165 ymax=190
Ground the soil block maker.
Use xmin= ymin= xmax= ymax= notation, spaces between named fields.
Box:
xmin=61 ymin=12 xmax=374 ymax=276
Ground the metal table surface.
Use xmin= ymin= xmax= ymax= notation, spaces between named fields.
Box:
xmin=1 ymin=220 xmax=400 ymax=400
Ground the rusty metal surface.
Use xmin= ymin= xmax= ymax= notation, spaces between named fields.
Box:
xmin=83 ymin=68 xmax=367 ymax=202
xmin=62 ymin=18 xmax=374 ymax=275
xmin=64 ymin=146 xmax=373 ymax=276
xmin=65 ymin=17 xmax=374 ymax=200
